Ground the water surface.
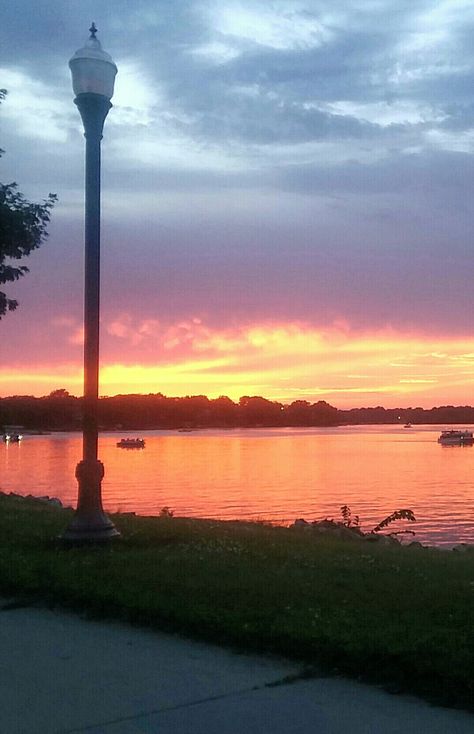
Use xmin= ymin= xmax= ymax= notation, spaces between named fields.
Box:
xmin=2 ymin=425 xmax=474 ymax=546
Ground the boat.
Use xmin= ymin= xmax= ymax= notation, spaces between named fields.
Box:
xmin=116 ymin=438 xmax=145 ymax=449
xmin=2 ymin=432 xmax=23 ymax=443
xmin=437 ymin=430 xmax=474 ymax=446
xmin=3 ymin=425 xmax=24 ymax=443
xmin=403 ymin=423 xmax=412 ymax=428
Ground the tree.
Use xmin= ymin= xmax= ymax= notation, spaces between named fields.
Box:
xmin=48 ymin=388 xmax=72 ymax=399
xmin=0 ymin=89 xmax=57 ymax=318
xmin=239 ymin=395 xmax=284 ymax=426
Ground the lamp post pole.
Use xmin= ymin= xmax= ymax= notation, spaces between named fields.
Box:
xmin=62 ymin=24 xmax=119 ymax=542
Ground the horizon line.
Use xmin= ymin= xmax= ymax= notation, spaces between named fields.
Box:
xmin=1 ymin=390 xmax=473 ymax=413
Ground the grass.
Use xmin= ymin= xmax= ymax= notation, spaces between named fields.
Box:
xmin=1 ymin=494 xmax=474 ymax=711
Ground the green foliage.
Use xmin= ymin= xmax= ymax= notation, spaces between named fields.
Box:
xmin=372 ymin=509 xmax=416 ymax=533
xmin=0 ymin=89 xmax=57 ymax=317
xmin=5 ymin=390 xmax=474 ymax=429
xmin=0 ymin=89 xmax=5 ymax=158
xmin=0 ymin=494 xmax=473 ymax=711
xmin=159 ymin=506 xmax=174 ymax=518
xmin=48 ymin=389 xmax=71 ymax=399
xmin=340 ymin=504 xmax=351 ymax=525
xmin=0 ymin=393 xmax=357 ymax=430
xmin=340 ymin=505 xmax=415 ymax=534
xmin=340 ymin=504 xmax=359 ymax=527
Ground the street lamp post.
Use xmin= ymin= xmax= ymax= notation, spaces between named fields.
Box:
xmin=62 ymin=24 xmax=119 ymax=541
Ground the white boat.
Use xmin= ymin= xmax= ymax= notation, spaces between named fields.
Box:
xmin=437 ymin=430 xmax=474 ymax=446
xmin=3 ymin=425 xmax=24 ymax=443
xmin=2 ymin=433 xmax=23 ymax=443
xmin=117 ymin=438 xmax=145 ymax=449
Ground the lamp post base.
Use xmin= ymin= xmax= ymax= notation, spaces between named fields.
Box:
xmin=61 ymin=460 xmax=120 ymax=543
xmin=61 ymin=514 xmax=120 ymax=543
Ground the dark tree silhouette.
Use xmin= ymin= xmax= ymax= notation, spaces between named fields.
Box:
xmin=2 ymin=391 xmax=474 ymax=431
xmin=0 ymin=89 xmax=57 ymax=318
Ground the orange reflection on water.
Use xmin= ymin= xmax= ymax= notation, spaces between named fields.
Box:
xmin=3 ymin=426 xmax=474 ymax=545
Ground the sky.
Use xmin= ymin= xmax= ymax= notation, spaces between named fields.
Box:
xmin=1 ymin=0 xmax=474 ymax=408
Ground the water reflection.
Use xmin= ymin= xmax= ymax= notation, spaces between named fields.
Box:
xmin=2 ymin=425 xmax=474 ymax=546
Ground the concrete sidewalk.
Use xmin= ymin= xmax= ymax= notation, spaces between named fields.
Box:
xmin=1 ymin=600 xmax=473 ymax=734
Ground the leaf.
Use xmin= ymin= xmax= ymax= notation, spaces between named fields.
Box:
xmin=372 ymin=509 xmax=416 ymax=533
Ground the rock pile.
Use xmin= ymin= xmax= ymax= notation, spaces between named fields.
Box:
xmin=290 ymin=518 xmax=401 ymax=545
xmin=0 ymin=491 xmax=67 ymax=508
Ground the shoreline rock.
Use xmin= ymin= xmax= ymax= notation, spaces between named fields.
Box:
xmin=290 ymin=518 xmax=407 ymax=547
xmin=0 ymin=491 xmax=69 ymax=509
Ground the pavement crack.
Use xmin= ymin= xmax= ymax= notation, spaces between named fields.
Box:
xmin=58 ymin=670 xmax=311 ymax=734
xmin=264 ymin=666 xmax=322 ymax=687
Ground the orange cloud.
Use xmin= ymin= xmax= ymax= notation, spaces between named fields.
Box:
xmin=3 ymin=319 xmax=474 ymax=407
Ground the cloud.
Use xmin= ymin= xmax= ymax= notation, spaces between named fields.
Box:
xmin=210 ymin=2 xmax=334 ymax=51
xmin=69 ymin=327 xmax=84 ymax=346
xmin=2 ymin=1 xmax=474 ymax=407
xmin=3 ymin=317 xmax=474 ymax=407
xmin=109 ymin=59 xmax=158 ymax=127
xmin=0 ymin=67 xmax=74 ymax=143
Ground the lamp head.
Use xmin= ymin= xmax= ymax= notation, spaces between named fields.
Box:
xmin=69 ymin=23 xmax=117 ymax=100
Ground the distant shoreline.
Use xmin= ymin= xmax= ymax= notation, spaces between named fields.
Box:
xmin=22 ymin=422 xmax=474 ymax=432
xmin=3 ymin=392 xmax=474 ymax=432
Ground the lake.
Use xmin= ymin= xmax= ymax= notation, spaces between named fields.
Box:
xmin=2 ymin=425 xmax=474 ymax=546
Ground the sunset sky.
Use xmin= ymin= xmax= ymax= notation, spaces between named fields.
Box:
xmin=1 ymin=0 xmax=474 ymax=407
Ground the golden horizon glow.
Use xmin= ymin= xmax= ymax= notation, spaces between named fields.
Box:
xmin=2 ymin=320 xmax=474 ymax=408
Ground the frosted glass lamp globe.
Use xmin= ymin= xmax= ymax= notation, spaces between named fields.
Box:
xmin=69 ymin=23 xmax=117 ymax=100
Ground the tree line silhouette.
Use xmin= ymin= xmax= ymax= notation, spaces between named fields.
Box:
xmin=1 ymin=389 xmax=474 ymax=431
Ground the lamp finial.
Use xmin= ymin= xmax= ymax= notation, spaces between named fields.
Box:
xmin=89 ymin=22 xmax=98 ymax=39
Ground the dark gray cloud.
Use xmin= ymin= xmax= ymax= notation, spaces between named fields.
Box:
xmin=2 ymin=0 xmax=474 ymax=363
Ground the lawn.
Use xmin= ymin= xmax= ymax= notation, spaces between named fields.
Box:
xmin=1 ymin=493 xmax=474 ymax=710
